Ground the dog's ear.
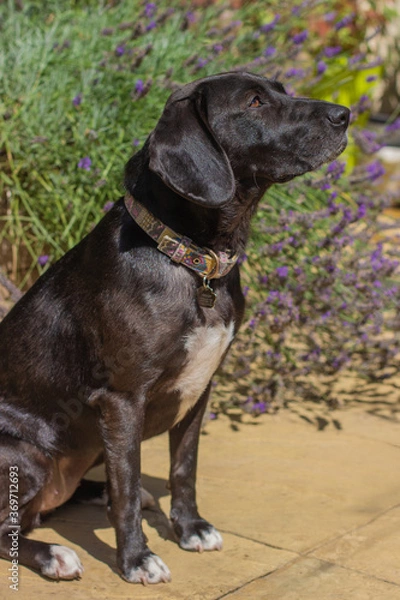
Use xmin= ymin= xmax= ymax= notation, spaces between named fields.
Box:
xmin=149 ymin=87 xmax=235 ymax=208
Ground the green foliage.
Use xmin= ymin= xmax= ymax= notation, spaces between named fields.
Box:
xmin=0 ymin=0 xmax=389 ymax=285
xmin=2 ymin=0 xmax=400 ymax=416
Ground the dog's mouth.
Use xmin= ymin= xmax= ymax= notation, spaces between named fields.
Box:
xmin=270 ymin=136 xmax=348 ymax=184
xmin=257 ymin=130 xmax=349 ymax=185
xmin=301 ymin=132 xmax=349 ymax=177
xmin=324 ymin=133 xmax=348 ymax=164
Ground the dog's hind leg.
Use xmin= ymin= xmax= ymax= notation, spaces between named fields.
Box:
xmin=0 ymin=434 xmax=83 ymax=580
xmin=169 ymin=384 xmax=223 ymax=552
xmin=69 ymin=478 xmax=155 ymax=509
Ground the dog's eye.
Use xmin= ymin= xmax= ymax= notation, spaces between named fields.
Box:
xmin=249 ymin=96 xmax=263 ymax=108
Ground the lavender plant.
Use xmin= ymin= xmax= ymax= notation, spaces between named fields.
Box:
xmin=214 ymin=183 xmax=400 ymax=418
xmin=1 ymin=0 xmax=400 ymax=415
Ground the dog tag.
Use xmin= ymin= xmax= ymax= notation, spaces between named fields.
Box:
xmin=197 ymin=278 xmax=217 ymax=308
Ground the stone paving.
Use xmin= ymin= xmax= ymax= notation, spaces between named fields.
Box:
xmin=2 ymin=406 xmax=400 ymax=599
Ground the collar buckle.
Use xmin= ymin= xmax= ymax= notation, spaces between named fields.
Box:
xmin=124 ymin=193 xmax=239 ymax=281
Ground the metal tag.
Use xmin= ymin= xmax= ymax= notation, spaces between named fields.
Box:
xmin=197 ymin=278 xmax=217 ymax=308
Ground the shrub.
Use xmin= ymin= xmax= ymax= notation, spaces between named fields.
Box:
xmin=214 ymin=186 xmax=400 ymax=419
xmin=1 ymin=0 xmax=399 ymax=417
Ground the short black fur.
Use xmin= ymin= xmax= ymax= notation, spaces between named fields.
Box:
xmin=0 ymin=71 xmax=349 ymax=583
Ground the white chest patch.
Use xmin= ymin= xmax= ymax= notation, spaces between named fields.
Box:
xmin=171 ymin=321 xmax=235 ymax=425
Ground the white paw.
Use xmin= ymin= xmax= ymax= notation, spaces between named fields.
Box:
xmin=42 ymin=545 xmax=84 ymax=580
xmin=123 ymin=554 xmax=171 ymax=585
xmin=180 ymin=527 xmax=223 ymax=552
xmin=141 ymin=487 xmax=156 ymax=509
xmin=83 ymin=489 xmax=108 ymax=506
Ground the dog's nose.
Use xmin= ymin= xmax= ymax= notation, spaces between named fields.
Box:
xmin=326 ymin=105 xmax=350 ymax=128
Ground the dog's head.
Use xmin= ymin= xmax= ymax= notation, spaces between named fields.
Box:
xmin=147 ymin=71 xmax=350 ymax=208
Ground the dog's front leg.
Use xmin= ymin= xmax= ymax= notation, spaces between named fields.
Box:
xmin=95 ymin=391 xmax=171 ymax=584
xmin=169 ymin=384 xmax=223 ymax=552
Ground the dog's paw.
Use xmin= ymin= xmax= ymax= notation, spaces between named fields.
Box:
xmin=121 ymin=553 xmax=171 ymax=585
xmin=42 ymin=545 xmax=84 ymax=580
xmin=178 ymin=521 xmax=223 ymax=552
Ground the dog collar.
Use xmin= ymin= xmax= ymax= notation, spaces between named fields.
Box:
xmin=124 ymin=194 xmax=239 ymax=281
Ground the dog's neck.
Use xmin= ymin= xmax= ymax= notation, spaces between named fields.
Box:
xmin=126 ymin=158 xmax=269 ymax=256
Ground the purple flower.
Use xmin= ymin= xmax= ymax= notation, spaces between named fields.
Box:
xmin=348 ymin=52 xmax=366 ymax=66
xmin=146 ymin=20 xmax=157 ymax=31
xmin=197 ymin=58 xmax=208 ymax=69
xmin=185 ymin=11 xmax=196 ymax=24
xmin=327 ymin=163 xmax=337 ymax=173
xmin=213 ymin=44 xmax=223 ymax=54
xmin=366 ymin=75 xmax=377 ymax=82
xmin=38 ymin=255 xmax=49 ymax=267
xmin=324 ymin=11 xmax=337 ymax=22
xmin=342 ymin=207 xmax=353 ymax=223
xmin=135 ymin=79 xmax=144 ymax=94
xmin=285 ymin=67 xmax=305 ymax=78
xmin=321 ymin=310 xmax=332 ymax=320
xmin=209 ymin=412 xmax=217 ymax=420
xmin=385 ymin=118 xmax=400 ymax=133
xmin=144 ymin=2 xmax=157 ymax=18
xmin=355 ymin=129 xmax=383 ymax=153
xmin=115 ymin=45 xmax=125 ymax=57
xmin=292 ymin=30 xmax=308 ymax=45
xmin=335 ymin=13 xmax=354 ymax=30
xmin=317 ymin=60 xmax=327 ymax=75
xmin=366 ymin=160 xmax=385 ymax=181
xmin=268 ymin=242 xmax=284 ymax=254
xmin=324 ymin=263 xmax=336 ymax=273
xmin=326 ymin=160 xmax=346 ymax=180
xmin=321 ymin=182 xmax=332 ymax=191
xmin=355 ymin=94 xmax=371 ymax=115
xmin=261 ymin=14 xmax=280 ymax=33
xmin=267 ymin=291 xmax=279 ymax=303
xmin=78 ymin=156 xmax=92 ymax=171
xmin=329 ymin=191 xmax=338 ymax=202
xmin=324 ymin=46 xmax=342 ymax=58
xmin=103 ymin=201 xmax=114 ymax=212
xmin=276 ymin=266 xmax=289 ymax=278
xmin=264 ymin=46 xmax=276 ymax=58
xmin=252 ymin=401 xmax=267 ymax=414
xmin=356 ymin=203 xmax=367 ymax=219
xmin=72 ymin=93 xmax=82 ymax=107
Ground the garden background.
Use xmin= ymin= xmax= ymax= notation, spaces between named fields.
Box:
xmin=1 ymin=0 xmax=400 ymax=424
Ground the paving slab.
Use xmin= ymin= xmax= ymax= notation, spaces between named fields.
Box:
xmin=312 ymin=506 xmax=400 ymax=586
xmin=1 ymin=408 xmax=400 ymax=599
xmin=331 ymin=406 xmax=400 ymax=447
xmin=2 ymin=518 xmax=294 ymax=600
xmin=140 ymin=412 xmax=400 ymax=554
xmin=224 ymin=557 xmax=400 ymax=600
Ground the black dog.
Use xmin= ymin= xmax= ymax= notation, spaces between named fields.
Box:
xmin=0 ymin=72 xmax=349 ymax=584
